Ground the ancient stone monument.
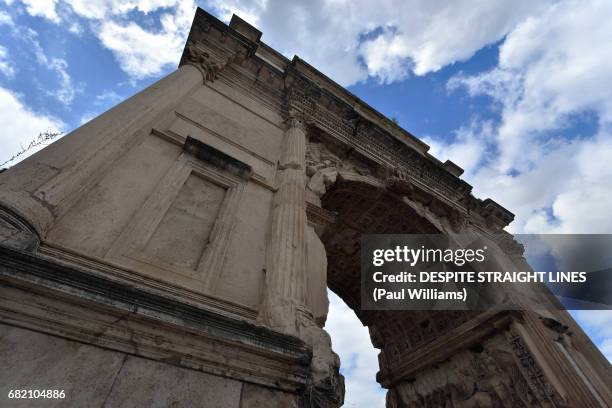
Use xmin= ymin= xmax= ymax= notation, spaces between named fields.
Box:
xmin=0 ymin=8 xmax=610 ymax=407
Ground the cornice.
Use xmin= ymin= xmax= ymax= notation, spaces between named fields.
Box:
xmin=178 ymin=9 xmax=257 ymax=83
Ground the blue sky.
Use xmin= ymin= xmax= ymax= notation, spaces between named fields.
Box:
xmin=1 ymin=1 xmax=611 ymax=406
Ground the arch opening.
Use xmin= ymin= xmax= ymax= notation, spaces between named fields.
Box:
xmin=317 ymin=174 xmax=478 ymax=406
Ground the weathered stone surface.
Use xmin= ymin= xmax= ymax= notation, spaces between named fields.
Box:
xmin=103 ymin=356 xmax=242 ymax=408
xmin=0 ymin=324 xmax=126 ymax=407
xmin=0 ymin=325 xmax=243 ymax=408
xmin=239 ymin=383 xmax=298 ymax=408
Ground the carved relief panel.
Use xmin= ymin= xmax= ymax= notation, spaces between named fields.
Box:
xmin=389 ymin=331 xmax=557 ymax=408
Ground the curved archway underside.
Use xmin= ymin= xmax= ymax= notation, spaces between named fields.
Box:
xmin=321 ymin=177 xmax=477 ymax=388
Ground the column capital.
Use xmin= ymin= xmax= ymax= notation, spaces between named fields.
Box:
xmin=181 ymin=40 xmax=247 ymax=83
xmin=284 ymin=114 xmax=308 ymax=133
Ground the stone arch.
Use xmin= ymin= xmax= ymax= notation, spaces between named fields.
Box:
xmin=1 ymin=9 xmax=610 ymax=407
xmin=302 ymin=134 xmax=573 ymax=407
xmin=320 ymin=174 xmax=441 ymax=307
xmin=314 ymin=172 xmax=482 ymax=405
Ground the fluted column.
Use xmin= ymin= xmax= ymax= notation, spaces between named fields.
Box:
xmin=258 ymin=116 xmax=310 ymax=336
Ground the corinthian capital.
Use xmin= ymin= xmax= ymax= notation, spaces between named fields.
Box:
xmin=285 ymin=114 xmax=308 ymax=132
xmin=182 ymin=41 xmax=245 ymax=83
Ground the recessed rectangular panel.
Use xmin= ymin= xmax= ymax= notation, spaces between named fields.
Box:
xmin=143 ymin=173 xmax=226 ymax=270
xmin=47 ymin=134 xmax=181 ymax=258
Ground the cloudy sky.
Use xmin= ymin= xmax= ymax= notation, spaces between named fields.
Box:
xmin=1 ymin=1 xmax=611 ymax=406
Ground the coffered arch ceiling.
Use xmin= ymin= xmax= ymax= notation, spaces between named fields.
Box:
xmin=320 ymin=175 xmax=478 ymax=388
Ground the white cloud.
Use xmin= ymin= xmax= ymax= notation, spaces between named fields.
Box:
xmin=64 ymin=0 xmax=183 ymax=19
xmin=358 ymin=28 xmax=411 ymax=84
xmin=20 ymin=0 xmax=60 ymax=23
xmin=466 ymin=130 xmax=612 ymax=235
xmin=11 ymin=26 xmax=78 ymax=105
xmin=206 ymin=0 xmax=553 ymax=85
xmin=14 ymin=0 xmax=560 ymax=84
xmin=97 ymin=16 xmax=187 ymax=79
xmin=423 ymin=120 xmax=493 ymax=178
xmin=435 ymin=0 xmax=612 ymax=235
xmin=0 ymin=87 xmax=64 ymax=167
xmin=7 ymin=1 xmax=194 ymax=79
xmin=9 ymin=0 xmax=558 ymax=85
xmin=92 ymin=0 xmax=195 ymax=79
xmin=48 ymin=57 xmax=77 ymax=105
xmin=326 ymin=291 xmax=386 ymax=408
xmin=0 ymin=45 xmax=15 ymax=77
xmin=68 ymin=21 xmax=82 ymax=35
xmin=0 ymin=10 xmax=14 ymax=26
xmin=2 ymin=10 xmax=76 ymax=106
xmin=95 ymin=89 xmax=123 ymax=105
xmin=10 ymin=0 xmax=184 ymax=21
xmin=456 ymin=0 xmax=612 ymax=173
xmin=1 ymin=9 xmax=77 ymax=100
